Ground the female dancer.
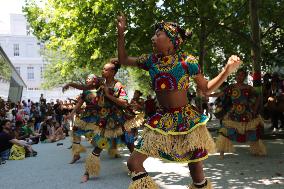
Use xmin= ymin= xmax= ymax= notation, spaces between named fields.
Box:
xmin=65 ymin=61 xmax=140 ymax=182
xmin=215 ymin=68 xmax=266 ymax=158
xmin=116 ymin=14 xmax=242 ymax=188
xmin=64 ymin=74 xmax=100 ymax=164
xmin=130 ymin=90 xmax=144 ymax=112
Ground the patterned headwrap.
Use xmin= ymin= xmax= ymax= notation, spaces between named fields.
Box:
xmin=86 ymin=74 xmax=106 ymax=86
xmin=86 ymin=74 xmax=97 ymax=84
xmin=155 ymin=21 xmax=191 ymax=50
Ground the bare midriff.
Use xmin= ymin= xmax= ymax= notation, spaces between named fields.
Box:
xmin=156 ymin=90 xmax=188 ymax=109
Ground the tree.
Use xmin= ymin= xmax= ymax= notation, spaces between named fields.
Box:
xmin=24 ymin=0 xmax=283 ymax=96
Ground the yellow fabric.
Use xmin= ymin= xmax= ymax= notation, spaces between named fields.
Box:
xmin=9 ymin=145 xmax=25 ymax=160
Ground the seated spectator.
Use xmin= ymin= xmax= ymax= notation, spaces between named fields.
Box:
xmin=62 ymin=115 xmax=70 ymax=137
xmin=54 ymin=121 xmax=66 ymax=141
xmin=40 ymin=118 xmax=56 ymax=143
xmin=13 ymin=121 xmax=27 ymax=140
xmin=0 ymin=120 xmax=37 ymax=163
xmin=21 ymin=120 xmax=40 ymax=144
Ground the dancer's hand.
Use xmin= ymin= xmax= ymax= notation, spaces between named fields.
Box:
xmin=62 ymin=84 xmax=70 ymax=92
xmin=117 ymin=13 xmax=126 ymax=35
xmin=110 ymin=58 xmax=119 ymax=64
xmin=225 ymin=55 xmax=242 ymax=74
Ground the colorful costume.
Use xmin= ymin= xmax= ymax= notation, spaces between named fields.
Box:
xmin=135 ymin=53 xmax=215 ymax=162
xmin=124 ymin=21 xmax=213 ymax=189
xmin=216 ymin=85 xmax=267 ymax=155
xmin=73 ymin=81 xmax=141 ymax=176
xmin=128 ymin=53 xmax=215 ymax=188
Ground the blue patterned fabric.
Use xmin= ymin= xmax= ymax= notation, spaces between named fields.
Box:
xmin=137 ymin=53 xmax=200 ymax=91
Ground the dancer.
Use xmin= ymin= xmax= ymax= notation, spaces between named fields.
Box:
xmin=116 ymin=14 xmax=242 ymax=189
xmin=216 ymin=68 xmax=267 ymax=158
xmin=63 ymin=75 xmax=102 ymax=164
xmin=130 ymin=90 xmax=144 ymax=112
xmin=65 ymin=61 xmax=141 ymax=182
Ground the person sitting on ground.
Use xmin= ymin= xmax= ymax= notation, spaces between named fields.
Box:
xmin=0 ymin=120 xmax=36 ymax=162
xmin=40 ymin=117 xmax=56 ymax=143
xmin=54 ymin=121 xmax=66 ymax=141
xmin=21 ymin=119 xmax=41 ymax=144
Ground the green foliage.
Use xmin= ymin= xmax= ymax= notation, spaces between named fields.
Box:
xmin=23 ymin=0 xmax=284 ymax=94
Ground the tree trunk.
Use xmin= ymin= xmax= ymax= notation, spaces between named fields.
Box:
xmin=199 ymin=16 xmax=206 ymax=74
xmin=249 ymin=0 xmax=263 ymax=112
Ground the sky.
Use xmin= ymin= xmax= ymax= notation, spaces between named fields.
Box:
xmin=0 ymin=0 xmax=25 ymax=34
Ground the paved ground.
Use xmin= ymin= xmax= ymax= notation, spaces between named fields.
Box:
xmin=1 ymin=120 xmax=284 ymax=189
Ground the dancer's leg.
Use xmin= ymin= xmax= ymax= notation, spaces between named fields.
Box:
xmin=188 ymin=161 xmax=212 ymax=189
xmin=81 ymin=147 xmax=102 ymax=183
xmin=127 ymin=151 xmax=159 ymax=189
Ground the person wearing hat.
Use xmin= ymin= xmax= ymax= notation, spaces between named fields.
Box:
xmin=116 ymin=13 xmax=242 ymax=189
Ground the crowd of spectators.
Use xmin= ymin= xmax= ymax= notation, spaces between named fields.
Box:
xmin=0 ymin=94 xmax=77 ymax=164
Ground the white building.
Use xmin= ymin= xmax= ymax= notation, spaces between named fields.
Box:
xmin=0 ymin=46 xmax=26 ymax=102
xmin=0 ymin=14 xmax=79 ymax=102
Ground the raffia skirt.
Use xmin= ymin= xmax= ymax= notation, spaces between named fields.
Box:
xmin=135 ymin=104 xmax=216 ymax=163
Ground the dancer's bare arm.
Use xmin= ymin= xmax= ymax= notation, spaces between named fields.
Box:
xmin=103 ymin=86 xmax=128 ymax=108
xmin=68 ymin=98 xmax=84 ymax=119
xmin=62 ymin=83 xmax=94 ymax=92
xmin=195 ymin=55 xmax=242 ymax=95
xmin=117 ymin=13 xmax=138 ymax=67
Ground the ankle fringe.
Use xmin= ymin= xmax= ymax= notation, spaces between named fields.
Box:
xmin=128 ymin=175 xmax=159 ymax=189
xmin=188 ymin=179 xmax=213 ymax=189
xmin=108 ymin=148 xmax=121 ymax=158
xmin=72 ymin=144 xmax=86 ymax=156
xmin=85 ymin=153 xmax=100 ymax=176
xmin=215 ymin=135 xmax=234 ymax=153
xmin=250 ymin=140 xmax=267 ymax=156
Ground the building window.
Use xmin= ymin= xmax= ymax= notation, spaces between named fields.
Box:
xmin=26 ymin=25 xmax=31 ymax=36
xmin=40 ymin=66 xmax=44 ymax=79
xmin=27 ymin=66 xmax=34 ymax=80
xmin=15 ymin=67 xmax=20 ymax=75
xmin=13 ymin=44 xmax=19 ymax=56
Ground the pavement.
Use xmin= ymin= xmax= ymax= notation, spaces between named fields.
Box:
xmin=0 ymin=119 xmax=284 ymax=189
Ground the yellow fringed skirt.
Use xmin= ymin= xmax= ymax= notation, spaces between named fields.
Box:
xmin=218 ymin=115 xmax=264 ymax=143
xmin=135 ymin=104 xmax=216 ymax=163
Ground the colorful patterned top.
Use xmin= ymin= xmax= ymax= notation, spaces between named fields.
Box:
xmin=79 ymin=81 xmax=128 ymax=130
xmin=135 ymin=52 xmax=207 ymax=135
xmin=223 ymin=84 xmax=258 ymax=122
xmin=137 ymin=53 xmax=200 ymax=91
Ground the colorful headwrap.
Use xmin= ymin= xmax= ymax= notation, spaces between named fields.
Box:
xmin=86 ymin=74 xmax=106 ymax=86
xmin=86 ymin=74 xmax=97 ymax=84
xmin=155 ymin=21 xmax=191 ymax=50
